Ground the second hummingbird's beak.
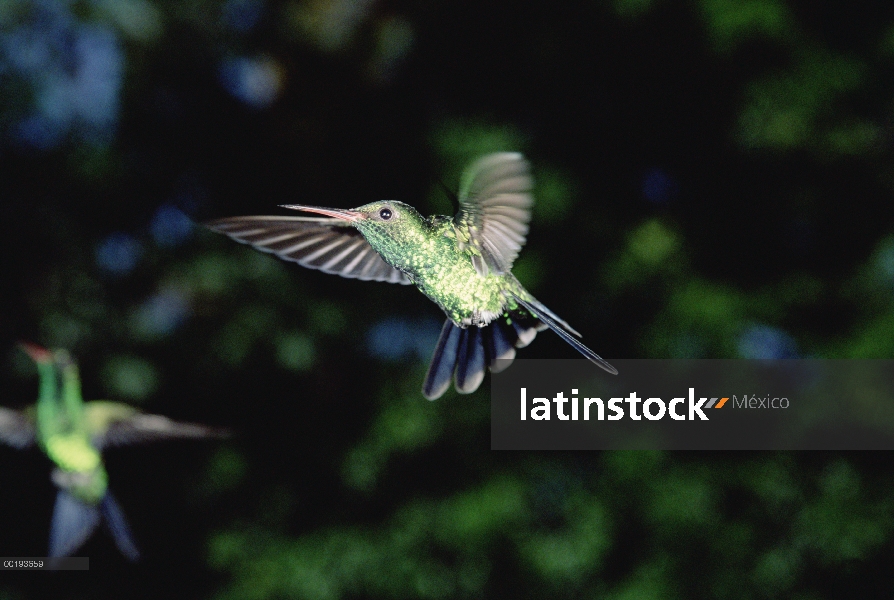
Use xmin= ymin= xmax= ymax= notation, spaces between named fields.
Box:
xmin=19 ymin=342 xmax=52 ymax=364
xmin=279 ymin=205 xmax=364 ymax=222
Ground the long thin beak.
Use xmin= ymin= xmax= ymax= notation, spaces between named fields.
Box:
xmin=279 ymin=204 xmax=363 ymax=222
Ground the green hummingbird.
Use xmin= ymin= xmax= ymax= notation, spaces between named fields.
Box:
xmin=0 ymin=343 xmax=227 ymax=560
xmin=206 ymin=153 xmax=616 ymax=399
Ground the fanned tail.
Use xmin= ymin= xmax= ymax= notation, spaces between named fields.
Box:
xmin=48 ymin=489 xmax=140 ymax=561
xmin=422 ymin=294 xmax=616 ymax=400
xmin=422 ymin=321 xmax=462 ymax=400
xmin=509 ymin=293 xmax=617 ymax=375
xmin=422 ymin=311 xmax=546 ymax=400
xmin=48 ymin=490 xmax=100 ymax=558
xmin=455 ymin=326 xmax=486 ymax=393
xmin=101 ymin=491 xmax=140 ymax=561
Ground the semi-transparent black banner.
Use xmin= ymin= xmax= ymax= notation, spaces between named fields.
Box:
xmin=491 ymin=360 xmax=894 ymax=450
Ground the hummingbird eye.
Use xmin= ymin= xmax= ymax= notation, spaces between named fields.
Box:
xmin=378 ymin=208 xmax=393 ymax=220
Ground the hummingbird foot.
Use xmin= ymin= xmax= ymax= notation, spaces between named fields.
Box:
xmin=461 ymin=309 xmax=502 ymax=328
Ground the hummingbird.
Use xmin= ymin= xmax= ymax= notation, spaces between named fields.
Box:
xmin=206 ymin=153 xmax=616 ymax=399
xmin=0 ymin=343 xmax=227 ymax=560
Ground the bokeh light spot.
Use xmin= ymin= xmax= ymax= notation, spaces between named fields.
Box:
xmin=366 ymin=317 xmax=440 ymax=362
xmin=737 ymin=324 xmax=798 ymax=359
xmin=222 ymin=0 xmax=264 ymax=32
xmin=131 ymin=288 xmax=191 ymax=338
xmin=102 ymin=354 xmax=159 ymax=401
xmin=219 ymin=56 xmax=284 ymax=108
xmin=150 ymin=204 xmax=194 ymax=247
xmin=642 ymin=168 xmax=676 ymax=204
xmin=96 ymin=232 xmax=142 ymax=275
xmin=275 ymin=332 xmax=315 ymax=371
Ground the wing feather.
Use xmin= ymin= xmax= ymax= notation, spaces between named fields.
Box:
xmin=205 ymin=216 xmax=412 ymax=285
xmin=454 ymin=153 xmax=533 ymax=276
xmin=85 ymin=402 xmax=228 ymax=450
xmin=0 ymin=407 xmax=35 ymax=449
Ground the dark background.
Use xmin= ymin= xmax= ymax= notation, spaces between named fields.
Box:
xmin=2 ymin=0 xmax=894 ymax=598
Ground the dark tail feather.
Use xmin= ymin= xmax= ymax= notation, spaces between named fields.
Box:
xmin=484 ymin=319 xmax=517 ymax=373
xmin=422 ymin=299 xmax=613 ymax=400
xmin=49 ymin=490 xmax=100 ymax=558
xmin=455 ymin=327 xmax=486 ymax=393
xmin=101 ymin=491 xmax=140 ymax=561
xmin=511 ymin=318 xmax=541 ymax=348
xmin=423 ymin=320 xmax=463 ymax=400
xmin=424 ymin=313 xmax=552 ymax=399
xmin=510 ymin=294 xmax=617 ymax=375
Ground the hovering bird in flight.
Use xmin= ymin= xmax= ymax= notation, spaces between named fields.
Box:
xmin=206 ymin=153 xmax=616 ymax=399
xmin=0 ymin=344 xmax=227 ymax=560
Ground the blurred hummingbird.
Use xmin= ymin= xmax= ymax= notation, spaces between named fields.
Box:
xmin=206 ymin=153 xmax=616 ymax=399
xmin=0 ymin=343 xmax=227 ymax=560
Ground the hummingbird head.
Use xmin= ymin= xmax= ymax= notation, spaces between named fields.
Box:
xmin=281 ymin=201 xmax=430 ymax=260
xmin=349 ymin=201 xmax=428 ymax=247
xmin=20 ymin=342 xmax=53 ymax=364
xmin=20 ymin=344 xmax=75 ymax=373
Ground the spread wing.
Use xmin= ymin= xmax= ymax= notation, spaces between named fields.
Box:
xmin=454 ymin=152 xmax=533 ymax=276
xmin=205 ymin=215 xmax=412 ymax=285
xmin=0 ymin=407 xmax=35 ymax=449
xmin=85 ymin=402 xmax=228 ymax=450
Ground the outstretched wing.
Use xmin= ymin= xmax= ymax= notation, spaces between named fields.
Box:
xmin=85 ymin=402 xmax=228 ymax=450
xmin=454 ymin=153 xmax=533 ymax=276
xmin=205 ymin=215 xmax=412 ymax=285
xmin=0 ymin=407 xmax=35 ymax=449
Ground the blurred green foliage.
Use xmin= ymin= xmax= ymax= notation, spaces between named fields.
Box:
xmin=1 ymin=0 xmax=894 ymax=599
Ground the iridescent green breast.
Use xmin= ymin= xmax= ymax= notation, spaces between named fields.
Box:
xmin=402 ymin=221 xmax=517 ymax=326
xmin=44 ymin=433 xmax=101 ymax=473
xmin=356 ymin=209 xmax=523 ymax=326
